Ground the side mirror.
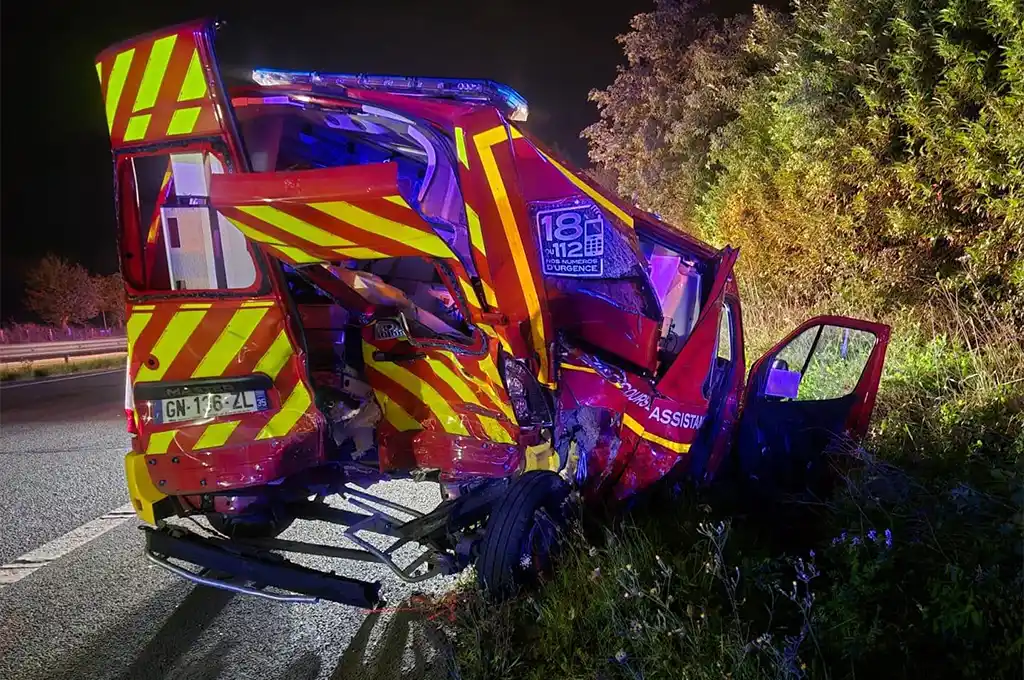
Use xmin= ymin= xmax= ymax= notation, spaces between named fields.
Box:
xmin=765 ymin=360 xmax=801 ymax=399
xmin=395 ymin=311 xmax=426 ymax=348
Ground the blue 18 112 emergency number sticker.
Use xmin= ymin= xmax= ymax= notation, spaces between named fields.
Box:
xmin=535 ymin=202 xmax=605 ymax=277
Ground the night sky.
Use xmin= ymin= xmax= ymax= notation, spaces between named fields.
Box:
xmin=1 ymin=0 xmax=652 ymax=319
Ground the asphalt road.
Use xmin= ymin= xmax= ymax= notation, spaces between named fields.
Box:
xmin=0 ymin=371 xmax=457 ymax=680
xmin=0 ymin=370 xmax=128 ymax=564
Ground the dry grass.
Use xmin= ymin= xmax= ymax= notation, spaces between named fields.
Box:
xmin=0 ymin=354 xmax=126 ymax=382
xmin=445 ymin=293 xmax=1023 ymax=680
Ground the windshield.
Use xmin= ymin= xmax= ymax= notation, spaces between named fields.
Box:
xmin=638 ymin=235 xmax=703 ymax=360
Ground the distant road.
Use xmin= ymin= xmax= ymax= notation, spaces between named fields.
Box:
xmin=0 ymin=338 xmax=127 ymax=362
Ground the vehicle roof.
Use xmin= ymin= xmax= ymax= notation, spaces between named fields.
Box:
xmin=229 ymin=82 xmax=718 ymax=260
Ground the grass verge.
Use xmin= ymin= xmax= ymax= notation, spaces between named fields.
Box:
xmin=443 ymin=296 xmax=1023 ymax=680
xmin=0 ymin=354 xmax=127 ymax=382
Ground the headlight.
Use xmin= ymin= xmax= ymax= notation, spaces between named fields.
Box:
xmin=498 ymin=351 xmax=552 ymax=428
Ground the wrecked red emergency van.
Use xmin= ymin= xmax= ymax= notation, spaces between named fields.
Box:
xmin=98 ymin=19 xmax=889 ymax=604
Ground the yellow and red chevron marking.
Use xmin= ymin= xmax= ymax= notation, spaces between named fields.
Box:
xmin=96 ymin=22 xmax=221 ymax=148
xmin=144 ymin=164 xmax=174 ymax=274
xmin=140 ymin=378 xmax=317 ymax=458
xmin=126 ymin=298 xmax=318 ymax=460
xmin=218 ymin=194 xmax=460 ymax=266
xmin=458 ymin=114 xmax=553 ymax=385
xmin=454 ymin=125 xmax=498 ymax=310
xmin=361 ymin=335 xmax=517 ymax=447
xmin=218 ymin=193 xmax=486 ymax=319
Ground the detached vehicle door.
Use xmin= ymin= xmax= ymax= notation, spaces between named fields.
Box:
xmin=735 ymin=316 xmax=890 ymax=491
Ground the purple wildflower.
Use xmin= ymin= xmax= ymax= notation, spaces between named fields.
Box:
xmin=867 ymin=529 xmax=878 ymax=542
xmin=852 ymin=536 xmax=861 ymax=546
xmin=809 ymin=549 xmax=815 ymax=558
xmin=884 ymin=528 xmax=893 ymax=549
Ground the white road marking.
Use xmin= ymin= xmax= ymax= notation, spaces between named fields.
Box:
xmin=0 ymin=503 xmax=136 ymax=587
xmin=0 ymin=368 xmax=123 ymax=390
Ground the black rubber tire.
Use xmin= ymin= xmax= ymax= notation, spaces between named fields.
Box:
xmin=476 ymin=471 xmax=570 ymax=598
xmin=207 ymin=511 xmax=294 ymax=539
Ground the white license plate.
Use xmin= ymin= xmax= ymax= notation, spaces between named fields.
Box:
xmin=155 ymin=390 xmax=268 ymax=424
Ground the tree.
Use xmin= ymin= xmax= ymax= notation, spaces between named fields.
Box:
xmin=587 ymin=0 xmax=1024 ymax=322
xmin=583 ymin=0 xmax=781 ymax=228
xmin=94 ymin=272 xmax=126 ymax=329
xmin=582 ymin=165 xmax=620 ymax=195
xmin=24 ymin=254 xmax=100 ymax=328
xmin=701 ymin=0 xmax=1024 ymax=315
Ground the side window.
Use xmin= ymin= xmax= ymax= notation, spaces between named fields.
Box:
xmin=766 ymin=325 xmax=877 ymax=401
xmin=705 ymin=302 xmax=735 ymax=398
xmin=716 ymin=305 xmax=733 ymax=362
xmin=122 ymin=152 xmax=258 ymax=292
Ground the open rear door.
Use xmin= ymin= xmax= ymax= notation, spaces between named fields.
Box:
xmin=735 ymin=315 xmax=890 ymax=491
xmin=96 ymin=19 xmax=247 ymax=159
xmin=98 ymin=20 xmax=324 ymax=522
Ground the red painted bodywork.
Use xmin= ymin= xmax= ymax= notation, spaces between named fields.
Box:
xmin=743 ymin=315 xmax=891 ymax=438
xmin=101 ymin=19 xmax=892 ymax=519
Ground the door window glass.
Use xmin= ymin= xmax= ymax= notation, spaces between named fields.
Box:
xmin=767 ymin=325 xmax=877 ymax=400
xmin=123 ymin=152 xmax=258 ymax=292
xmin=716 ymin=305 xmax=733 ymax=362
xmin=704 ymin=302 xmax=736 ymax=399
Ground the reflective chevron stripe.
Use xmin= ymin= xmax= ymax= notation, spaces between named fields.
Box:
xmin=96 ymin=24 xmax=220 ymax=147
xmin=362 ymin=337 xmax=517 ymax=445
xmin=473 ymin=125 xmax=551 ymax=385
xmin=128 ymin=300 xmax=314 ymax=457
xmin=256 ymin=382 xmax=313 ymax=440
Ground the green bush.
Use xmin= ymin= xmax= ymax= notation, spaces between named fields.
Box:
xmin=447 ymin=1 xmax=1024 ymax=676
xmin=587 ymin=0 xmax=1024 ymax=322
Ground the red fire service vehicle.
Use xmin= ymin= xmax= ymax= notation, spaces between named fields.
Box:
xmin=97 ymin=19 xmax=890 ymax=605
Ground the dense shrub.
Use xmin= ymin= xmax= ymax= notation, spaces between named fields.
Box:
xmin=587 ymin=0 xmax=1024 ymax=322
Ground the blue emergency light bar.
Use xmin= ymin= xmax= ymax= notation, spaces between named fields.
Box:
xmin=251 ymin=68 xmax=529 ymax=122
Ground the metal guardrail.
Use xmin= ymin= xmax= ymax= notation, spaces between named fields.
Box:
xmin=0 ymin=338 xmax=127 ymax=363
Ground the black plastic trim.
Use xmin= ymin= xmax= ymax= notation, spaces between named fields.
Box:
xmin=134 ymin=374 xmax=273 ymax=401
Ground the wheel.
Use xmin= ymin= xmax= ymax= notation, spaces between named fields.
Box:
xmin=476 ymin=470 xmax=570 ymax=598
xmin=207 ymin=510 xmax=294 ymax=539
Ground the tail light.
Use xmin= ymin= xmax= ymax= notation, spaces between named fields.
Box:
xmin=124 ymin=364 xmax=137 ymax=436
xmin=498 ymin=351 xmax=552 ymax=427
xmin=125 ymin=408 xmax=139 ymax=437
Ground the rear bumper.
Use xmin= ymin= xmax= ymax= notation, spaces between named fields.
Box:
xmin=125 ymin=450 xmax=169 ymax=524
xmin=144 ymin=525 xmax=382 ymax=607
